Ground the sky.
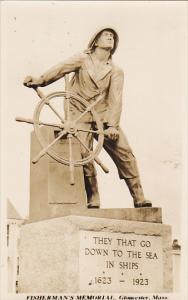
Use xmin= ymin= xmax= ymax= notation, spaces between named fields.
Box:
xmin=1 ymin=1 xmax=187 ymax=241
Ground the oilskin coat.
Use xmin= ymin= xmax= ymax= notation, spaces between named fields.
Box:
xmin=41 ymin=52 xmax=124 ymax=128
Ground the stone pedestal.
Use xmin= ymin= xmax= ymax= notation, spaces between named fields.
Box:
xmin=19 ymin=215 xmax=173 ymax=293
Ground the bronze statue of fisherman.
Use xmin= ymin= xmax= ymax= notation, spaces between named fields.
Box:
xmin=24 ymin=27 xmax=152 ymax=209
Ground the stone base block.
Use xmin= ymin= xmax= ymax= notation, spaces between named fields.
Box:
xmin=19 ymin=215 xmax=173 ymax=293
xmin=27 ymin=207 xmax=162 ymax=224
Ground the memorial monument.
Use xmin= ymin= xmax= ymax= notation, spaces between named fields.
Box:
xmin=16 ymin=27 xmax=173 ymax=293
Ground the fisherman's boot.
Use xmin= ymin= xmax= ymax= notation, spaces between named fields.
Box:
xmin=84 ymin=176 xmax=100 ymax=208
xmin=124 ymin=177 xmax=152 ymax=208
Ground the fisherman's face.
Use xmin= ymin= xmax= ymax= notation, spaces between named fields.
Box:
xmin=95 ymin=30 xmax=114 ymax=50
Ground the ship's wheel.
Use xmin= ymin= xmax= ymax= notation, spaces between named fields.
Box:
xmin=16 ymin=75 xmax=109 ymax=185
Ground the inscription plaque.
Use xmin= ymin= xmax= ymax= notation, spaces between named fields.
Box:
xmin=79 ymin=230 xmax=163 ymax=292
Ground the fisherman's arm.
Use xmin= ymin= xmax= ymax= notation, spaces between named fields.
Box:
xmin=104 ymin=67 xmax=124 ymax=140
xmin=23 ymin=53 xmax=86 ymax=87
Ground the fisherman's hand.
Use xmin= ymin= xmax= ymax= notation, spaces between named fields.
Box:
xmin=23 ymin=76 xmax=44 ymax=88
xmin=104 ymin=127 xmax=119 ymax=141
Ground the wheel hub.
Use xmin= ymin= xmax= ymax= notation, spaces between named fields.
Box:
xmin=63 ymin=120 xmax=77 ymax=135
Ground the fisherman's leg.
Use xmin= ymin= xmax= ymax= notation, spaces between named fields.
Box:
xmin=103 ymin=128 xmax=152 ymax=208
xmin=78 ymin=123 xmax=100 ymax=208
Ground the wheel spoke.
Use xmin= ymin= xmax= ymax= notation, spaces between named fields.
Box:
xmin=68 ymin=134 xmax=75 ymax=185
xmin=75 ymin=134 xmax=109 ymax=173
xmin=66 ymin=98 xmax=71 ymax=121
xmin=73 ymin=106 xmax=92 ymax=124
xmin=46 ymin=102 xmax=64 ymax=123
xmin=64 ymin=74 xmax=71 ymax=122
xmin=16 ymin=117 xmax=63 ymax=129
xmin=37 ymin=121 xmax=62 ymax=129
xmin=33 ymin=87 xmax=64 ymax=122
xmin=73 ymin=94 xmax=104 ymax=124
xmin=75 ymin=134 xmax=92 ymax=153
xmin=77 ymin=127 xmax=100 ymax=134
xmin=64 ymin=95 xmax=72 ymax=122
xmin=32 ymin=129 xmax=66 ymax=164
xmin=38 ymin=121 xmax=63 ymax=129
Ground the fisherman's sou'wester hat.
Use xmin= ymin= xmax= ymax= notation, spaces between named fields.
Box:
xmin=87 ymin=27 xmax=119 ymax=55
